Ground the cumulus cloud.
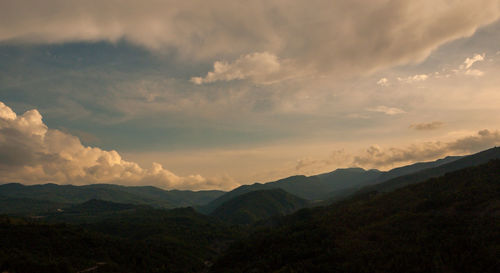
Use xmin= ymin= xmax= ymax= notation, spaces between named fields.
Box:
xmin=0 ymin=101 xmax=238 ymax=190
xmin=367 ymin=106 xmax=406 ymax=115
xmin=353 ymin=129 xmax=500 ymax=168
xmin=1 ymin=0 xmax=499 ymax=79
xmin=459 ymin=53 xmax=486 ymax=77
xmin=190 ymin=52 xmax=297 ymax=84
xmin=410 ymin=121 xmax=445 ymax=131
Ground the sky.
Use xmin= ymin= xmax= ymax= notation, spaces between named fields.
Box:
xmin=1 ymin=0 xmax=500 ymax=190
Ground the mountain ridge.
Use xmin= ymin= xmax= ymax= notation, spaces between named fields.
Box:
xmin=0 ymin=182 xmax=225 ymax=209
xmin=200 ymin=154 xmax=465 ymax=214
xmin=355 ymin=146 xmax=500 ymax=195
xmin=212 ymin=159 xmax=500 ymax=273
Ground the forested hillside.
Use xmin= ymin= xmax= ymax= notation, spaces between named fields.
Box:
xmin=0 ymin=206 xmax=243 ymax=273
xmin=212 ymin=160 xmax=500 ymax=273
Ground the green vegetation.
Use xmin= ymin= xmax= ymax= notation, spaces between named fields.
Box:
xmin=212 ymin=160 xmax=500 ymax=273
xmin=210 ymin=189 xmax=308 ymax=224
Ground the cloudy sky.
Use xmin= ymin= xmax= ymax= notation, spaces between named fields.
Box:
xmin=1 ymin=0 xmax=500 ymax=190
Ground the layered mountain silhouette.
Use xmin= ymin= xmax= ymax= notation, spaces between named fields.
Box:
xmin=355 ymin=146 xmax=500 ymax=195
xmin=201 ymin=150 xmax=493 ymax=213
xmin=2 ymin=147 xmax=500 ymax=218
xmin=1 ymin=147 xmax=499 ymax=273
xmin=0 ymin=183 xmax=224 ymax=213
xmin=212 ymin=159 xmax=500 ymax=273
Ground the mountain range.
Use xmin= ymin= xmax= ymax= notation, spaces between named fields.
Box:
xmin=0 ymin=183 xmax=224 ymax=214
xmin=1 ymin=147 xmax=499 ymax=272
xmin=197 ymin=147 xmax=499 ymax=219
xmin=211 ymin=159 xmax=500 ymax=273
xmin=1 ymin=147 xmax=500 ymax=219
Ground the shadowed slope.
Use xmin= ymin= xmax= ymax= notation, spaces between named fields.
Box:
xmin=210 ymin=189 xmax=308 ymax=224
xmin=212 ymin=159 xmax=500 ymax=273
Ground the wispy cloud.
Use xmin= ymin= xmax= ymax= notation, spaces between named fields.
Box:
xmin=397 ymin=74 xmax=429 ymax=83
xmin=379 ymin=52 xmax=488 ymax=84
xmin=464 ymin=69 xmax=484 ymax=77
xmin=367 ymin=106 xmax=406 ymax=115
xmin=410 ymin=121 xmax=445 ymax=131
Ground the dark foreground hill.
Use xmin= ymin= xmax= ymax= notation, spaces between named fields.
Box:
xmin=210 ymin=189 xmax=308 ymax=224
xmin=0 ymin=205 xmax=243 ymax=273
xmin=211 ymin=160 xmax=500 ymax=273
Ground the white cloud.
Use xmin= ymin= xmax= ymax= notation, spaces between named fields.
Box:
xmin=379 ymin=52 xmax=488 ymax=84
xmin=0 ymin=101 xmax=238 ymax=190
xmin=377 ymin=78 xmax=389 ymax=87
xmin=397 ymin=74 xmax=429 ymax=83
xmin=456 ymin=53 xmax=486 ymax=77
xmin=0 ymin=102 xmax=17 ymax=120
xmin=367 ymin=106 xmax=406 ymax=115
xmin=191 ymin=52 xmax=293 ymax=84
xmin=1 ymin=0 xmax=499 ymax=78
xmin=380 ymin=52 xmax=488 ymax=83
xmin=462 ymin=53 xmax=485 ymax=69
